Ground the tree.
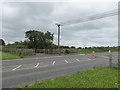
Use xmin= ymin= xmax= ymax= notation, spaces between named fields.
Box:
xmin=7 ymin=40 xmax=28 ymax=48
xmin=0 ymin=39 xmax=5 ymax=46
xmin=60 ymin=45 xmax=70 ymax=49
xmin=44 ymin=31 xmax=54 ymax=53
xmin=77 ymin=47 xmax=82 ymax=49
xmin=25 ymin=30 xmax=54 ymax=53
xmin=71 ymin=46 xmax=76 ymax=48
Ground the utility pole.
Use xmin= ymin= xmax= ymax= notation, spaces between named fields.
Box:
xmin=56 ymin=24 xmax=61 ymax=54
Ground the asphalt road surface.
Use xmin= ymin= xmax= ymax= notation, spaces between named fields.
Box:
xmin=2 ymin=52 xmax=118 ymax=88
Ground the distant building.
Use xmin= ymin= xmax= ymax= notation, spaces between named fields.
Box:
xmin=0 ymin=39 xmax=5 ymax=46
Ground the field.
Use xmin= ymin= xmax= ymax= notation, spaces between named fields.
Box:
xmin=19 ymin=67 xmax=118 ymax=88
xmin=0 ymin=52 xmax=23 ymax=60
xmin=0 ymin=46 xmax=118 ymax=60
xmin=2 ymin=46 xmax=118 ymax=56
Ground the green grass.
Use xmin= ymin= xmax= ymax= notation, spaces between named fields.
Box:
xmin=20 ymin=67 xmax=118 ymax=88
xmin=0 ymin=52 xmax=23 ymax=60
xmin=60 ymin=48 xmax=118 ymax=55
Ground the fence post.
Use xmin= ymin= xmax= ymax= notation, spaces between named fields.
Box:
xmin=92 ymin=51 xmax=95 ymax=59
xmin=109 ymin=50 xmax=112 ymax=68
xmin=118 ymin=59 xmax=120 ymax=69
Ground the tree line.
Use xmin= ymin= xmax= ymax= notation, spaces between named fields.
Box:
xmin=5 ymin=30 xmax=55 ymax=54
xmin=2 ymin=30 xmax=119 ymax=54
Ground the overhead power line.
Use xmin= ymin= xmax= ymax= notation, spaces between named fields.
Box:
xmin=55 ymin=9 xmax=120 ymax=52
xmin=60 ymin=9 xmax=119 ymax=26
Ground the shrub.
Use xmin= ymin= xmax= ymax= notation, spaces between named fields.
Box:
xmin=1 ymin=47 xmax=35 ymax=56
xmin=65 ymin=49 xmax=70 ymax=54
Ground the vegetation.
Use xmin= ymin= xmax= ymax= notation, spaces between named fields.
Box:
xmin=78 ymin=46 xmax=118 ymax=54
xmin=25 ymin=30 xmax=54 ymax=53
xmin=0 ymin=39 xmax=5 ymax=46
xmin=0 ymin=52 xmax=23 ymax=60
xmin=18 ymin=67 xmax=118 ymax=88
xmin=0 ymin=29 xmax=118 ymax=57
xmin=7 ymin=40 xmax=28 ymax=48
xmin=1 ymin=44 xmax=118 ymax=57
xmin=2 ymin=46 xmax=35 ymax=56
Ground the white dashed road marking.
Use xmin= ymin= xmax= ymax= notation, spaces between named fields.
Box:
xmin=65 ymin=60 xmax=68 ymax=63
xmin=35 ymin=63 xmax=40 ymax=68
xmin=76 ymin=59 xmax=80 ymax=62
xmin=12 ymin=65 xmax=22 ymax=71
xmin=79 ymin=54 xmax=85 ymax=55
xmin=52 ymin=61 xmax=55 ymax=65
xmin=100 ymin=56 xmax=109 ymax=59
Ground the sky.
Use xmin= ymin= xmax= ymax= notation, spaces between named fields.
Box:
xmin=0 ymin=0 xmax=119 ymax=47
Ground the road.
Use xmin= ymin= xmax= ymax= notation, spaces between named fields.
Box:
xmin=2 ymin=52 xmax=118 ymax=88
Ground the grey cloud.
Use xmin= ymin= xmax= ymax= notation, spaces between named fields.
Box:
xmin=2 ymin=1 xmax=118 ymax=47
xmin=2 ymin=2 xmax=55 ymax=43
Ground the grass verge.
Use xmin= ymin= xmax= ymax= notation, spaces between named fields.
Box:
xmin=19 ymin=67 xmax=118 ymax=88
xmin=0 ymin=52 xmax=23 ymax=60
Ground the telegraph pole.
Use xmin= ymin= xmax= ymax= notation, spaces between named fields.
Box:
xmin=56 ymin=24 xmax=61 ymax=54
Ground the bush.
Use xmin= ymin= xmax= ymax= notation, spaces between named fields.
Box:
xmin=65 ymin=49 xmax=70 ymax=54
xmin=1 ymin=47 xmax=35 ymax=56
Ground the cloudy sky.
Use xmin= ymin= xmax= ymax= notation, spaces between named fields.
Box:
xmin=1 ymin=0 xmax=119 ymax=47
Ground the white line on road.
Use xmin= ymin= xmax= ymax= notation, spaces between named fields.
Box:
xmin=12 ymin=65 xmax=22 ymax=71
xmin=52 ymin=61 xmax=55 ymax=65
xmin=100 ymin=56 xmax=109 ymax=59
xmin=35 ymin=63 xmax=40 ymax=68
xmin=65 ymin=60 xmax=68 ymax=63
xmin=76 ymin=59 xmax=80 ymax=62
xmin=88 ymin=58 xmax=96 ymax=60
xmin=79 ymin=54 xmax=85 ymax=55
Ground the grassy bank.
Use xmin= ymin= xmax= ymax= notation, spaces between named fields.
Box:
xmin=20 ymin=67 xmax=118 ymax=88
xmin=0 ymin=52 xmax=23 ymax=60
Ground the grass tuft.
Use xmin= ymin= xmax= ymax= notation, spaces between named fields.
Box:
xmin=0 ymin=52 xmax=23 ymax=60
